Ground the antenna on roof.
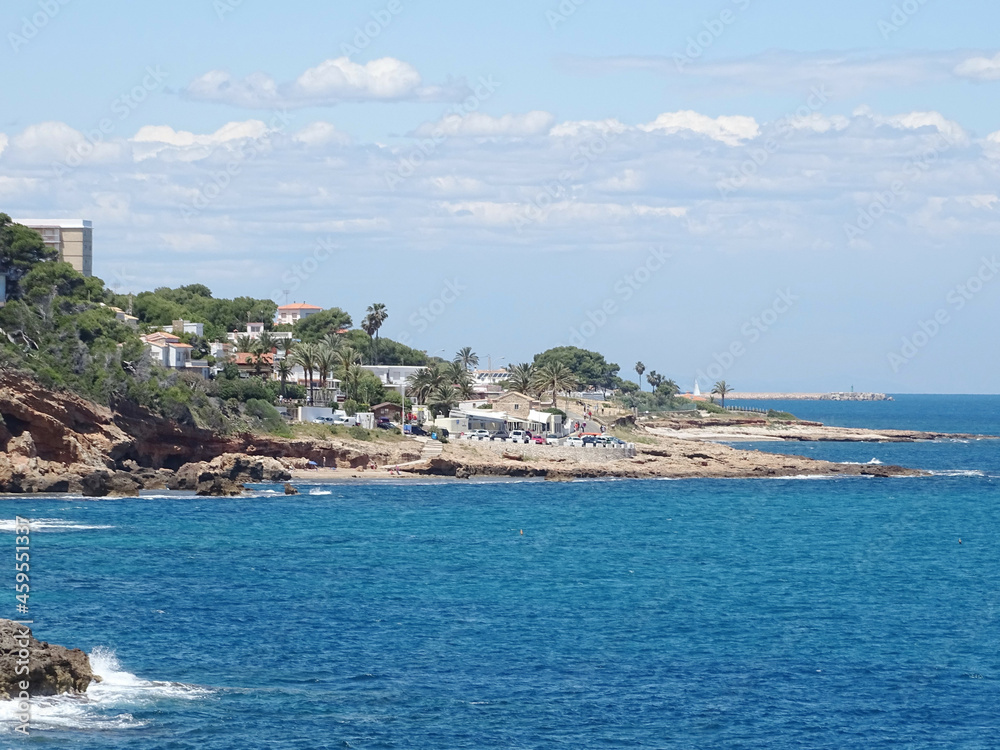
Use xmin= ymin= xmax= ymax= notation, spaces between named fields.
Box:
xmin=282 ymin=289 xmax=290 ymax=305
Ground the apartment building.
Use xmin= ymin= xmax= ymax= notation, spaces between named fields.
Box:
xmin=15 ymin=219 xmax=93 ymax=276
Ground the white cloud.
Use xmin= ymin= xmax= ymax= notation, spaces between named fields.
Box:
xmin=550 ymin=119 xmax=629 ymax=137
xmin=293 ymin=122 xmax=352 ymax=147
xmin=955 ymin=194 xmax=999 ymax=210
xmin=0 ymin=134 xmax=7 ymax=159
xmin=853 ymin=106 xmax=968 ymax=144
xmin=187 ymin=57 xmax=467 ymax=108
xmin=638 ymin=111 xmax=759 ymax=146
xmin=782 ymin=114 xmax=850 ymax=134
xmin=159 ymin=233 xmax=220 ymax=252
xmin=595 ymin=169 xmax=643 ymax=192
xmin=131 ymin=121 xmax=272 ymax=161
xmin=954 ymin=53 xmax=1000 ymax=81
xmin=11 ymin=121 xmax=124 ymax=163
xmin=413 ymin=111 xmax=555 ymax=138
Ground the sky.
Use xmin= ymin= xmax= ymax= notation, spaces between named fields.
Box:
xmin=2 ymin=0 xmax=999 ymax=393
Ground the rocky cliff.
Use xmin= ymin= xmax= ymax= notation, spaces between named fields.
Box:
xmin=0 ymin=372 xmax=417 ymax=495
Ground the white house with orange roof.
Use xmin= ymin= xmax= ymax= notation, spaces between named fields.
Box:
xmin=277 ymin=303 xmax=323 ymax=326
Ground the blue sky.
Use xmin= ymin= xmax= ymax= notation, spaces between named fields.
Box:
xmin=3 ymin=0 xmax=1000 ymax=392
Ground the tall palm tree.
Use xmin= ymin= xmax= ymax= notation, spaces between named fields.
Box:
xmin=274 ymin=337 xmax=294 ymax=360
xmin=505 ymin=363 xmax=535 ymax=395
xmin=428 ymin=384 xmax=460 ymax=418
xmin=635 ymin=361 xmax=646 ymax=391
xmin=341 ymin=362 xmax=366 ymax=403
xmin=364 ymin=303 xmax=388 ymax=365
xmin=446 ymin=361 xmax=474 ymax=399
xmin=316 ymin=345 xmax=339 ymax=397
xmin=291 ymin=343 xmax=319 ymax=404
xmin=712 ymin=380 xmax=733 ymax=409
xmin=530 ymin=363 xmax=577 ymax=409
xmin=646 ymin=370 xmax=664 ymax=391
xmin=455 ymin=346 xmax=479 ymax=371
xmin=276 ymin=359 xmax=293 ymax=398
xmin=334 ymin=346 xmax=362 ymax=376
xmin=321 ymin=332 xmax=342 ymax=351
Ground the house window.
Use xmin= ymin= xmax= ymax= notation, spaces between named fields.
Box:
xmin=514 ymin=404 xmax=519 ymax=410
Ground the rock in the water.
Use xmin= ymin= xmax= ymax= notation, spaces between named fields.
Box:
xmin=284 ymin=482 xmax=299 ymax=495
xmin=0 ymin=620 xmax=95 ymax=699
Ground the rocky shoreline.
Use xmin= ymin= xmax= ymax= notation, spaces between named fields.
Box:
xmin=0 ymin=374 xmax=420 ymax=496
xmin=395 ymin=435 xmax=924 ymax=481
xmin=3 ymin=374 xmax=987 ymax=492
xmin=0 ymin=619 xmax=95 ymax=700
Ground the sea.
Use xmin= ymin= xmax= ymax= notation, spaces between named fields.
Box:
xmin=1 ymin=395 xmax=998 ymax=749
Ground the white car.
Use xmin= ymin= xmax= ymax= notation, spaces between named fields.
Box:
xmin=509 ymin=430 xmax=530 ymax=443
xmin=312 ymin=417 xmax=336 ymax=424
xmin=565 ymin=436 xmax=584 ymax=447
xmin=469 ymin=429 xmax=491 ymax=440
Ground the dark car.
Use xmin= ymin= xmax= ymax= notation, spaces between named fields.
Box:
xmin=376 ymin=418 xmax=394 ymax=430
xmin=408 ymin=425 xmax=428 ymax=436
xmin=582 ymin=435 xmax=602 ymax=446
xmin=490 ymin=431 xmax=511 ymax=441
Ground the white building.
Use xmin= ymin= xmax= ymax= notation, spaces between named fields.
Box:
xmin=15 ymin=219 xmax=93 ymax=276
xmin=141 ymin=332 xmax=209 ymax=377
xmin=227 ymin=323 xmax=293 ymax=344
xmin=276 ymin=303 xmax=323 ymax=326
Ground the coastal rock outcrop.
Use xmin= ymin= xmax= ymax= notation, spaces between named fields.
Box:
xmin=0 ymin=620 xmax=95 ymax=699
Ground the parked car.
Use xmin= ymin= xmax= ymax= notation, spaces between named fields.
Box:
xmin=469 ymin=429 xmax=491 ymax=439
xmin=490 ymin=430 xmax=511 ymax=441
xmin=565 ymin=436 xmax=584 ymax=447
xmin=408 ymin=424 xmax=428 ymax=436
xmin=376 ymin=418 xmax=395 ymax=430
xmin=545 ymin=433 xmax=561 ymax=445
xmin=312 ymin=416 xmax=336 ymax=424
xmin=509 ymin=430 xmax=530 ymax=443
xmin=531 ymin=435 xmax=546 ymax=445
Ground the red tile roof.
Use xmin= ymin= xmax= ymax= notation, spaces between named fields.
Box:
xmin=278 ymin=303 xmax=323 ymax=311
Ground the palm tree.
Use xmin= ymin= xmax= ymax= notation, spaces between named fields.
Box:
xmin=428 ymin=384 xmax=460 ymax=418
xmin=291 ymin=343 xmax=319 ymax=404
xmin=455 ymin=346 xmax=479 ymax=371
xmin=334 ymin=346 xmax=362 ymax=376
xmin=505 ymin=363 xmax=535 ymax=395
xmin=276 ymin=359 xmax=293 ymax=398
xmin=712 ymin=380 xmax=733 ymax=409
xmin=316 ymin=345 xmax=339 ymax=398
xmin=341 ymin=362 xmax=366 ymax=402
xmin=407 ymin=363 xmax=447 ymax=404
xmin=234 ymin=334 xmax=255 ymax=354
xmin=646 ymin=370 xmax=664 ymax=391
xmin=530 ymin=362 xmax=577 ymax=409
xmin=363 ymin=303 xmax=388 ymax=365
xmin=635 ymin=361 xmax=645 ymax=391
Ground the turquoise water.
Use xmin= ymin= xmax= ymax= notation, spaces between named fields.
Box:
xmin=2 ymin=396 xmax=999 ymax=748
